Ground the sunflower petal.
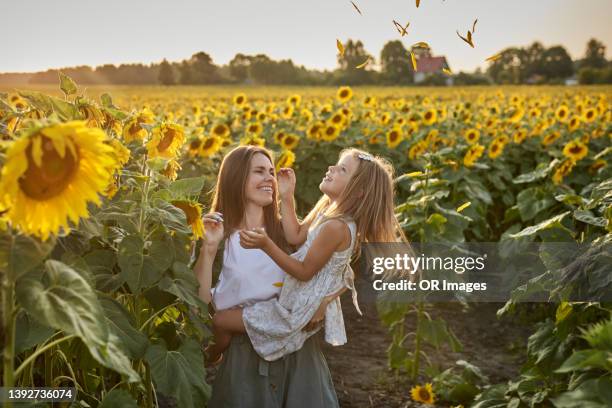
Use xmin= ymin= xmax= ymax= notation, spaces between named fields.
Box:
xmin=336 ymin=39 xmax=345 ymax=56
xmin=472 ymin=18 xmax=478 ymax=33
xmin=355 ymin=57 xmax=371 ymax=69
xmin=416 ymin=0 xmax=420 ymax=8
xmin=412 ymin=41 xmax=430 ymax=49
xmin=32 ymin=135 xmax=43 ymax=168
xmin=456 ymin=202 xmax=471 ymax=212
xmin=443 ymin=68 xmax=452 ymax=75
xmin=410 ymin=51 xmax=418 ymax=71
xmin=350 ymin=1 xmax=362 ymax=15
xmin=486 ymin=53 xmax=502 ymax=62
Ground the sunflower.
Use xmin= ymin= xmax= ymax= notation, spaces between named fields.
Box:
xmin=280 ymin=133 xmax=300 ymax=150
xmin=528 ymin=107 xmax=541 ymax=119
xmin=162 ymin=159 xmax=182 ymax=181
xmin=171 ymin=200 xmax=204 ymax=239
xmin=552 ymin=159 xmax=576 ymax=185
xmin=274 ymin=130 xmax=287 ymax=145
xmin=488 ymin=139 xmax=505 ymax=159
xmin=246 ymin=122 xmax=264 ymax=136
xmin=508 ymin=106 xmax=525 ymax=123
xmin=567 ymin=116 xmax=581 ymax=132
xmin=386 ymin=127 xmax=403 ymax=149
xmin=256 ymin=112 xmax=267 ymax=122
xmin=122 ymin=118 xmax=147 ymax=142
xmin=463 ymin=144 xmax=485 ymax=167
xmin=380 ymin=112 xmax=392 ymax=125
xmin=555 ymin=105 xmax=569 ymax=122
xmin=589 ymin=159 xmax=607 ymax=174
xmin=200 ymin=136 xmax=223 ymax=158
xmin=410 ymin=383 xmax=435 ymax=405
xmin=0 ymin=121 xmax=116 ymax=240
xmin=300 ymin=109 xmax=313 ymax=122
xmin=363 ymin=96 xmax=376 ymax=107
xmin=463 ymin=128 xmax=480 ymax=145
xmin=321 ymin=124 xmax=341 ymax=142
xmin=422 ymin=109 xmax=437 ymax=126
xmin=233 ymin=93 xmax=247 ymax=106
xmin=336 ymin=86 xmax=353 ymax=103
xmin=307 ymin=122 xmax=324 ymax=140
xmin=275 ymin=150 xmax=296 ymax=171
xmin=541 ymin=131 xmax=560 ymax=146
xmin=329 ymin=111 xmax=346 ymax=127
xmin=408 ymin=141 xmax=427 ymax=160
xmin=286 ymin=94 xmax=302 ymax=107
xmin=562 ymin=140 xmax=588 ymax=161
xmin=211 ymin=123 xmax=230 ymax=138
xmin=108 ymin=138 xmax=131 ymax=166
xmin=188 ymin=138 xmax=203 ymax=157
xmin=582 ymin=108 xmax=597 ymax=123
xmin=240 ymin=134 xmax=265 ymax=147
xmin=146 ymin=123 xmax=185 ymax=159
xmin=513 ymin=129 xmax=528 ymax=144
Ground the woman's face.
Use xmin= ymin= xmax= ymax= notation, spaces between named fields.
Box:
xmin=319 ymin=153 xmax=359 ymax=200
xmin=244 ymin=153 xmax=276 ymax=207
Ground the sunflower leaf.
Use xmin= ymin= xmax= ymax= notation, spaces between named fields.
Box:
xmin=59 ymin=72 xmax=78 ymax=97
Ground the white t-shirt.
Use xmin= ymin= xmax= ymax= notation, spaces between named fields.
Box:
xmin=211 ymin=231 xmax=286 ymax=310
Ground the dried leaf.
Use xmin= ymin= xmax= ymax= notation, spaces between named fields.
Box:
xmin=337 ymin=39 xmax=345 ymax=56
xmin=355 ymin=57 xmax=371 ymax=69
xmin=350 ymin=1 xmax=362 ymax=15
xmin=457 ymin=30 xmax=474 ymax=48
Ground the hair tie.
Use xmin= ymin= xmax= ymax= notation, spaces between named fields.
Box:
xmin=357 ymin=153 xmax=374 ymax=162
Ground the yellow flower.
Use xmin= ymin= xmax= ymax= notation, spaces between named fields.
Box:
xmin=464 ymin=128 xmax=480 ymax=145
xmin=408 ymin=141 xmax=427 ymax=160
xmin=108 ymin=138 xmax=131 ymax=166
xmin=286 ymin=94 xmax=302 ymax=107
xmin=122 ymin=118 xmax=147 ymax=143
xmin=211 ymin=123 xmax=230 ymax=138
xmin=307 ymin=122 xmax=324 ymax=140
xmin=300 ymin=108 xmax=313 ymax=122
xmin=488 ymin=139 xmax=504 ymax=159
xmin=582 ymin=108 xmax=597 ymax=123
xmin=162 ymin=159 xmax=182 ymax=181
xmin=321 ymin=124 xmax=341 ymax=142
xmin=567 ymin=116 xmax=581 ymax=132
xmin=336 ymin=86 xmax=353 ymax=103
xmin=562 ymin=139 xmax=588 ymax=162
xmin=328 ymin=111 xmax=346 ymax=127
xmin=280 ymin=133 xmax=300 ymax=150
xmin=281 ymin=105 xmax=295 ymax=119
xmin=422 ymin=109 xmax=437 ymax=126
xmin=589 ymin=159 xmax=606 ymax=174
xmin=146 ymin=123 xmax=185 ymax=159
xmin=200 ymin=136 xmax=223 ymax=158
xmin=240 ymin=134 xmax=265 ymax=147
xmin=555 ymin=105 xmax=569 ymax=122
xmin=541 ymin=131 xmax=561 ymax=146
xmin=188 ymin=138 xmax=203 ymax=157
xmin=410 ymin=383 xmax=435 ymax=405
xmin=274 ymin=130 xmax=287 ymax=145
xmin=233 ymin=93 xmax=247 ymax=106
xmin=386 ymin=127 xmax=403 ymax=149
xmin=0 ymin=121 xmax=116 ymax=240
xmin=363 ymin=96 xmax=376 ymax=107
xmin=246 ymin=121 xmax=264 ymax=136
xmin=136 ymin=107 xmax=155 ymax=124
xmin=552 ymin=159 xmax=576 ymax=184
xmin=171 ymin=200 xmax=204 ymax=239
xmin=513 ymin=128 xmax=528 ymax=144
xmin=463 ymin=144 xmax=485 ymax=167
xmin=276 ymin=150 xmax=296 ymax=171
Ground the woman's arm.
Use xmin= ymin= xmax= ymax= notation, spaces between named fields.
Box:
xmin=240 ymin=220 xmax=349 ymax=282
xmin=192 ymin=212 xmax=225 ymax=305
xmin=277 ymin=168 xmax=311 ymax=246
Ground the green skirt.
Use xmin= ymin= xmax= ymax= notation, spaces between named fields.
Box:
xmin=208 ymin=334 xmax=339 ymax=408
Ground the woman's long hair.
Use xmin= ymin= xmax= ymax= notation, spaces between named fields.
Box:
xmin=304 ymin=148 xmax=407 ymax=258
xmin=210 ymin=145 xmax=288 ymax=251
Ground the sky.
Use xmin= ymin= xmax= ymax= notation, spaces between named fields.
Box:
xmin=3 ymin=0 xmax=611 ymax=74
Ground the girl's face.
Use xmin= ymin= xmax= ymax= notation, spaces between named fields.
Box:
xmin=244 ymin=153 xmax=276 ymax=207
xmin=320 ymin=153 xmax=359 ymax=200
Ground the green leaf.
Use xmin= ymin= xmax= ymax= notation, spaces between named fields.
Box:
xmin=513 ymin=160 xmax=558 ymax=184
xmin=99 ymin=389 xmax=138 ymax=408
xmin=516 ymin=187 xmax=555 ymax=221
xmin=145 ymin=339 xmax=211 ymax=408
xmin=14 ymin=311 xmax=55 ymax=354
xmin=556 ymin=350 xmax=611 ymax=373
xmin=0 ymin=232 xmax=55 ymax=281
xmin=551 ymin=378 xmax=612 ymax=408
xmin=59 ymin=72 xmax=78 ymax=96
xmin=118 ymin=235 xmax=145 ymax=292
xmin=508 ymin=211 xmax=571 ymax=238
xmin=573 ymin=210 xmax=606 ymax=227
xmin=168 ymin=177 xmax=206 ymax=198
xmin=158 ymin=263 xmax=208 ymax=313
xmin=99 ymin=295 xmax=149 ymax=359
xmin=100 ymin=93 xmax=114 ymax=108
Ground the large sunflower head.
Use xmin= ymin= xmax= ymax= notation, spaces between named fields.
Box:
xmin=211 ymin=123 xmax=230 ymax=138
xmin=199 ymin=136 xmax=223 ymax=158
xmin=464 ymin=128 xmax=480 ymax=145
xmin=286 ymin=94 xmax=302 ymax=107
xmin=422 ymin=109 xmax=437 ymax=126
xmin=410 ymin=383 xmax=435 ymax=405
xmin=233 ymin=93 xmax=247 ymax=106
xmin=321 ymin=124 xmax=340 ymax=142
xmin=463 ymin=144 xmax=485 ymax=167
xmin=122 ymin=118 xmax=147 ymax=143
xmin=146 ymin=122 xmax=185 ymax=159
xmin=386 ymin=127 xmax=403 ymax=149
xmin=171 ymin=200 xmax=204 ymax=239
xmin=275 ymin=150 xmax=296 ymax=171
xmin=280 ymin=133 xmax=300 ymax=150
xmin=562 ymin=139 xmax=588 ymax=162
xmin=0 ymin=121 xmax=116 ymax=240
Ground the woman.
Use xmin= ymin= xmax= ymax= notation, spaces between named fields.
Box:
xmin=193 ymin=145 xmax=340 ymax=407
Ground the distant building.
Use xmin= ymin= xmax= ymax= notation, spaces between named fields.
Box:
xmin=413 ymin=48 xmax=452 ymax=85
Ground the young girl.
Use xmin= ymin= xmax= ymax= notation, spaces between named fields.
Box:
xmin=208 ymin=147 xmax=404 ymax=362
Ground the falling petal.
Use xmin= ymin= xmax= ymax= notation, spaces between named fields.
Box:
xmin=273 ymin=282 xmax=284 ymax=287
xmin=443 ymin=68 xmax=452 ymax=75
xmin=406 ymin=171 xmax=424 ymax=177
xmin=337 ymin=39 xmax=345 ymax=56
xmin=350 ymin=1 xmax=362 ymax=15
xmin=472 ymin=18 xmax=478 ymax=33
xmin=486 ymin=53 xmax=502 ymax=62
xmin=393 ymin=20 xmax=409 ymax=36
xmin=467 ymin=30 xmax=474 ymax=47
xmin=410 ymin=51 xmax=418 ymax=71
xmin=412 ymin=41 xmax=430 ymax=49
xmin=416 ymin=0 xmax=420 ymax=8
xmin=456 ymin=202 xmax=471 ymax=213
xmin=356 ymin=57 xmax=371 ymax=69
xmin=457 ymin=30 xmax=474 ymax=48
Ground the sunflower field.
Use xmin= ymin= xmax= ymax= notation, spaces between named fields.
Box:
xmin=0 ymin=76 xmax=611 ymax=407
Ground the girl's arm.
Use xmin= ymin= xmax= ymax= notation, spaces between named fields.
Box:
xmin=240 ymin=220 xmax=350 ymax=282
xmin=192 ymin=212 xmax=225 ymax=305
xmin=277 ymin=168 xmax=311 ymax=246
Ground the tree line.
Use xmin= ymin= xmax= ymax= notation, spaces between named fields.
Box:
xmin=1 ymin=38 xmax=609 ymax=86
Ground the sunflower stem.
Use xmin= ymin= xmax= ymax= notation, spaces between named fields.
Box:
xmin=1 ymin=268 xmax=16 ymax=406
xmin=412 ymin=301 xmax=424 ymax=380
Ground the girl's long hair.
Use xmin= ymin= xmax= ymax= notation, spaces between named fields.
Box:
xmin=210 ymin=145 xmax=287 ymax=251
xmin=303 ymin=148 xmax=407 ymax=258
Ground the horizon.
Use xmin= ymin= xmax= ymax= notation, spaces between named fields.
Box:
xmin=3 ymin=0 xmax=611 ymax=75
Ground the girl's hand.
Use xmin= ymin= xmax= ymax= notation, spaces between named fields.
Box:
xmin=201 ymin=212 xmax=224 ymax=249
xmin=303 ymin=297 xmax=331 ymax=332
xmin=239 ymin=228 xmax=271 ymax=250
xmin=277 ymin=168 xmax=296 ymax=200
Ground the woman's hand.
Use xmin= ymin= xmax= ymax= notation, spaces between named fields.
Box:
xmin=239 ymin=228 xmax=271 ymax=250
xmin=201 ymin=212 xmax=224 ymax=250
xmin=277 ymin=168 xmax=296 ymax=200
xmin=303 ymin=296 xmax=332 ymax=332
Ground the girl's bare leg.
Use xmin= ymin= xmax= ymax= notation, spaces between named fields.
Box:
xmin=205 ymin=309 xmax=246 ymax=364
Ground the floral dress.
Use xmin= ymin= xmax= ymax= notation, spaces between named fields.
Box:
xmin=242 ymin=215 xmax=362 ymax=361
